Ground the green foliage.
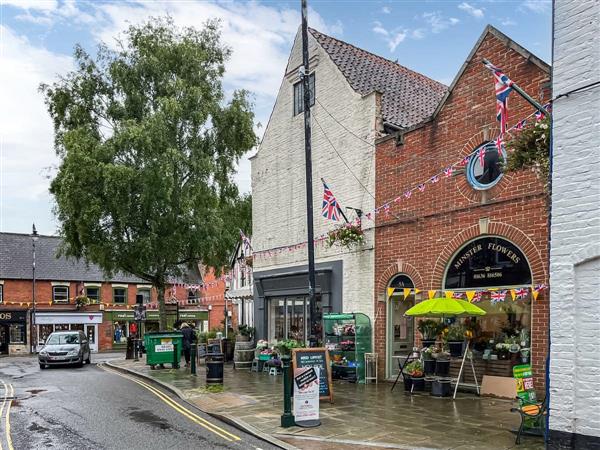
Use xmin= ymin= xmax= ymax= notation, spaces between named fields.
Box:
xmin=237 ymin=324 xmax=255 ymax=338
xmin=41 ymin=17 xmax=256 ymax=330
xmin=404 ymin=360 xmax=424 ymax=377
xmin=505 ymin=117 xmax=550 ymax=191
xmin=445 ymin=324 xmax=465 ymax=342
xmin=327 ymin=223 xmax=364 ymax=249
xmin=275 ymin=339 xmax=302 ymax=356
xmin=417 ymin=319 xmax=442 ymax=340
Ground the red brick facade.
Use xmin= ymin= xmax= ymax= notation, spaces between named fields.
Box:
xmin=200 ymin=267 xmax=238 ymax=332
xmin=374 ymin=29 xmax=550 ymax=388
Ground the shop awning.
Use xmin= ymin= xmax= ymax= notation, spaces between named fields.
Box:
xmin=35 ymin=312 xmax=103 ymax=324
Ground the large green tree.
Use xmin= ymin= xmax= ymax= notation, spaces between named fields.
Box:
xmin=42 ymin=17 xmax=256 ymax=330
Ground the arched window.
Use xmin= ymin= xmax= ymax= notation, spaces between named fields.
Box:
xmin=389 ymin=274 xmax=414 ymax=290
xmin=444 ymin=237 xmax=532 ymax=289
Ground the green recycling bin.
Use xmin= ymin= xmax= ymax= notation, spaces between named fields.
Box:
xmin=144 ymin=332 xmax=183 ymax=369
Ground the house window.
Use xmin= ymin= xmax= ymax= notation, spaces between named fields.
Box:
xmin=52 ymin=286 xmax=69 ymax=303
xmin=293 ymin=73 xmax=315 ymax=116
xmin=136 ymin=289 xmax=150 ymax=304
xmin=466 ymin=141 xmax=506 ymax=190
xmin=85 ymin=286 xmax=100 ymax=303
xmin=9 ymin=324 xmax=25 ymax=344
xmin=113 ymin=288 xmax=127 ymax=304
xmin=188 ymin=290 xmax=198 ymax=304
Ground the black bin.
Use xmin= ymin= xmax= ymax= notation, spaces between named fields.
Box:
xmin=206 ymin=353 xmax=224 ymax=384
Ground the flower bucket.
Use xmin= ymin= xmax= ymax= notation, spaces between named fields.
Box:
xmin=448 ymin=341 xmax=463 ymax=357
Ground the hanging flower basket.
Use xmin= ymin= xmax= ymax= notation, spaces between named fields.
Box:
xmin=327 ymin=223 xmax=364 ymax=249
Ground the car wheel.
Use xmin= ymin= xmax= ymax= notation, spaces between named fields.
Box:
xmin=39 ymin=363 xmax=47 ymax=370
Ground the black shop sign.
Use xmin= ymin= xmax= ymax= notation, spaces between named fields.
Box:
xmin=0 ymin=310 xmax=27 ymax=323
xmin=444 ymin=237 xmax=532 ymax=289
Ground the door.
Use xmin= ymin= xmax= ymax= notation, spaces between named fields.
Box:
xmin=286 ymin=297 xmax=308 ymax=344
xmin=85 ymin=325 xmax=98 ymax=353
xmin=0 ymin=325 xmax=8 ymax=354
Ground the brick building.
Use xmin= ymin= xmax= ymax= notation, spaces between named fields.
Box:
xmin=549 ymin=1 xmax=600 ymax=448
xmin=374 ymin=26 xmax=551 ymax=388
xmin=0 ymin=232 xmax=206 ymax=354
xmin=200 ymin=266 xmax=236 ymax=333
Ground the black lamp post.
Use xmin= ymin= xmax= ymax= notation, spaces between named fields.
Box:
xmin=31 ymin=223 xmax=38 ymax=353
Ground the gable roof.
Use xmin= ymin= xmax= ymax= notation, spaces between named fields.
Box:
xmin=431 ymin=24 xmax=550 ymax=118
xmin=0 ymin=232 xmax=201 ymax=284
xmin=309 ymin=28 xmax=448 ymax=129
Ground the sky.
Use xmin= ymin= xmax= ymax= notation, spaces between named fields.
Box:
xmin=0 ymin=0 xmax=552 ymax=235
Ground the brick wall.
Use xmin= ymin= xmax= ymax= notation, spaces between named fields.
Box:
xmin=251 ymin=30 xmax=377 ymax=322
xmin=374 ymin=29 xmax=550 ymax=387
xmin=549 ymin=1 xmax=600 ymax=445
xmin=200 ymin=268 xmax=237 ymax=332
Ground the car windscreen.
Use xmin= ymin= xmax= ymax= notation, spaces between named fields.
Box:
xmin=46 ymin=334 xmax=79 ymax=345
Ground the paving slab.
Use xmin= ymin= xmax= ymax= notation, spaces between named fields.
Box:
xmin=108 ymin=359 xmax=543 ymax=450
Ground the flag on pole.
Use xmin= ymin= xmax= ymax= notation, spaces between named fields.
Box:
xmin=484 ymin=61 xmax=514 ymax=134
xmin=322 ymin=181 xmax=341 ymax=221
xmin=240 ymin=229 xmax=252 ymax=250
xmin=478 ymin=146 xmax=486 ymax=167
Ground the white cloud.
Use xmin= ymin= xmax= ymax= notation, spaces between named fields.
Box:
xmin=422 ymin=12 xmax=460 ymax=33
xmin=2 ymin=0 xmax=58 ymax=11
xmin=372 ymin=21 xmax=407 ymax=52
xmin=500 ymin=17 xmax=517 ymax=26
xmin=0 ymin=25 xmax=73 ymax=233
xmin=9 ymin=0 xmax=96 ymax=26
xmin=381 ymin=6 xmax=391 ymax=14
xmin=458 ymin=2 xmax=484 ymax=18
xmin=522 ymin=0 xmax=551 ymax=13
xmin=411 ymin=28 xmax=425 ymax=39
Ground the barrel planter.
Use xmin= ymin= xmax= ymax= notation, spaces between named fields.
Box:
xmin=233 ymin=340 xmax=255 ymax=370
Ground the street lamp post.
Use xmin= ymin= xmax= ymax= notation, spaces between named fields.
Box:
xmin=31 ymin=223 xmax=38 ymax=353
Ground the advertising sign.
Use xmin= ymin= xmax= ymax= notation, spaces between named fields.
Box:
xmin=155 ymin=338 xmax=174 ymax=353
xmin=292 ymin=348 xmax=333 ymax=403
xmin=513 ymin=364 xmax=537 ymax=403
xmin=293 ymin=367 xmax=320 ymax=426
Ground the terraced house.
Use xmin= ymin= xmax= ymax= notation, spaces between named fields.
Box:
xmin=251 ymin=28 xmax=446 ymax=343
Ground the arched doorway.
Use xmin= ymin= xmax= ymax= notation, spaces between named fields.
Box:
xmin=386 ymin=274 xmax=416 ymax=378
xmin=442 ymin=236 xmax=533 ymax=357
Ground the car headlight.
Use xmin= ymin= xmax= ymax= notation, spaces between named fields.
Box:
xmin=39 ymin=350 xmax=47 ymax=356
xmin=67 ymin=349 xmax=80 ymax=356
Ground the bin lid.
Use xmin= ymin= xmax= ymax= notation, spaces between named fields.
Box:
xmin=144 ymin=331 xmax=183 ymax=337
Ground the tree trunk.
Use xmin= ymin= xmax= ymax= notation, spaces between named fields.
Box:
xmin=157 ymin=284 xmax=167 ymax=331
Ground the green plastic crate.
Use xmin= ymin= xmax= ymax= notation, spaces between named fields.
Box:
xmin=144 ymin=332 xmax=183 ymax=367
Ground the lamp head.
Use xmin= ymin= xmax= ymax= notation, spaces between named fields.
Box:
xmin=31 ymin=223 xmax=39 ymax=241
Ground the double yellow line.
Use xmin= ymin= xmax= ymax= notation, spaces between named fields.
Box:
xmin=101 ymin=365 xmax=241 ymax=443
xmin=0 ymin=381 xmax=15 ymax=450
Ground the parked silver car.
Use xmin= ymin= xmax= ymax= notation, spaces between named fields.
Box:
xmin=38 ymin=331 xmax=91 ymax=369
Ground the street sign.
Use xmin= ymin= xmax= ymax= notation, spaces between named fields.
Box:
xmin=134 ymin=305 xmax=147 ymax=321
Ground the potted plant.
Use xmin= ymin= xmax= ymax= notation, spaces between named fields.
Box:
xmin=236 ymin=324 xmax=255 ymax=342
xmin=75 ymin=295 xmax=90 ymax=310
xmin=417 ymin=319 xmax=441 ymax=347
xmin=495 ymin=342 xmax=510 ymax=360
xmin=421 ymin=347 xmax=436 ymax=376
xmin=327 ymin=223 xmax=365 ymax=249
xmin=434 ymin=349 xmax=451 ymax=377
xmin=405 ymin=360 xmax=425 ymax=391
xmin=275 ymin=339 xmax=301 ymax=357
xmin=520 ymin=348 xmax=530 ymax=364
xmin=445 ymin=324 xmax=465 ymax=357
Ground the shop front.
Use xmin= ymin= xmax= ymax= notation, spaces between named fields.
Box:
xmin=253 ymin=261 xmax=343 ymax=344
xmin=0 ymin=310 xmax=28 ymax=355
xmin=35 ymin=311 xmax=103 ymax=352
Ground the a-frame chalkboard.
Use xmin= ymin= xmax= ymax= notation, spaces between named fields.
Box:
xmin=292 ymin=348 xmax=333 ymax=403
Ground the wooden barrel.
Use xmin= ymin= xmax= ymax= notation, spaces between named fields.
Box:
xmin=233 ymin=340 xmax=255 ymax=369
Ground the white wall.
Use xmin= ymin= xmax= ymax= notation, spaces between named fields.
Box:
xmin=251 ymin=30 xmax=377 ymax=320
xmin=550 ymin=0 xmax=600 ymax=441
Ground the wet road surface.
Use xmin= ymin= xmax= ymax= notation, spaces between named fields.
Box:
xmin=0 ymin=356 xmax=278 ymax=450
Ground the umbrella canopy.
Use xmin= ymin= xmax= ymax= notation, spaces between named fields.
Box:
xmin=405 ymin=297 xmax=486 ymax=317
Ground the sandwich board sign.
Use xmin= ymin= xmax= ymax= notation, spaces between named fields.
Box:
xmin=293 ymin=366 xmax=320 ymax=427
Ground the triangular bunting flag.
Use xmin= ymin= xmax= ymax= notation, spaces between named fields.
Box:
xmin=428 ymin=290 xmax=436 ymax=300
xmin=466 ymin=291 xmax=476 ymax=302
xmin=445 ymin=291 xmax=454 ymax=299
xmin=403 ymin=288 xmax=412 ymax=299
xmin=510 ymin=289 xmax=516 ymax=301
xmin=532 ymin=287 xmax=539 ymax=301
xmin=414 ymin=288 xmax=421 ymax=295
xmin=387 ymin=287 xmax=395 ymax=299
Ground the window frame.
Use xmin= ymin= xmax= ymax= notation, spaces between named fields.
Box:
xmin=136 ymin=288 xmax=151 ymax=305
xmin=112 ymin=287 xmax=128 ymax=304
xmin=85 ymin=286 xmax=100 ymax=303
xmin=52 ymin=285 xmax=70 ymax=303
xmin=9 ymin=323 xmax=26 ymax=344
xmin=293 ymin=73 xmax=315 ymax=116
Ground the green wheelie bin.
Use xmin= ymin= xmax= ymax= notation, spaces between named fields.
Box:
xmin=144 ymin=332 xmax=183 ymax=369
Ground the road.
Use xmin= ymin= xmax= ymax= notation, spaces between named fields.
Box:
xmin=0 ymin=355 xmax=278 ymax=450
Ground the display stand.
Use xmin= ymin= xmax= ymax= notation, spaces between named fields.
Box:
xmin=452 ymin=339 xmax=480 ymax=399
xmin=391 ymin=348 xmax=420 ymax=392
xmin=364 ymin=353 xmax=378 ymax=384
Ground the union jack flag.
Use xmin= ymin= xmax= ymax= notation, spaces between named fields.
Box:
xmin=365 ymin=212 xmax=373 ymax=221
xmin=514 ymin=119 xmax=526 ymax=131
xmin=490 ymin=290 xmax=507 ymax=304
xmin=484 ymin=61 xmax=514 ymax=134
xmin=534 ymin=283 xmax=547 ymax=292
xmin=478 ymin=146 xmax=486 ymax=167
xmin=239 ymin=229 xmax=252 ymax=251
xmin=459 ymin=156 xmax=470 ymax=166
xmin=515 ymin=287 xmax=529 ymax=299
xmin=444 ymin=166 xmax=453 ymax=177
xmin=452 ymin=292 xmax=463 ymax=299
xmin=431 ymin=175 xmax=440 ymax=183
xmin=404 ymin=190 xmax=412 ymax=199
xmin=495 ymin=135 xmax=504 ymax=156
xmin=383 ymin=204 xmax=390 ymax=217
xmin=418 ymin=184 xmax=425 ymax=192
xmin=535 ymin=110 xmax=545 ymax=121
xmin=472 ymin=291 xmax=484 ymax=303
xmin=322 ymin=181 xmax=340 ymax=221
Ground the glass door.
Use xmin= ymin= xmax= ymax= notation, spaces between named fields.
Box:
xmin=85 ymin=325 xmax=98 ymax=352
xmin=286 ymin=297 xmax=309 ymax=344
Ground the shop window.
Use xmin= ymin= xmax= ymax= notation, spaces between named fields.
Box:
xmin=113 ymin=287 xmax=127 ymax=304
xmin=52 ymin=285 xmax=69 ymax=303
xmin=39 ymin=324 xmax=53 ymax=343
xmin=0 ymin=284 xmax=3 ymax=304
xmin=293 ymin=73 xmax=315 ymax=116
xmin=113 ymin=322 xmax=128 ymax=343
xmin=9 ymin=324 xmax=25 ymax=344
xmin=268 ymin=296 xmax=317 ymax=344
xmin=187 ymin=289 xmax=198 ymax=304
xmin=466 ymin=141 xmax=506 ymax=190
xmin=136 ymin=289 xmax=151 ymax=304
xmin=85 ymin=286 xmax=100 ymax=303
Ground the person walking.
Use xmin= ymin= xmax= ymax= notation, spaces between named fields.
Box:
xmin=180 ymin=322 xmax=195 ymax=367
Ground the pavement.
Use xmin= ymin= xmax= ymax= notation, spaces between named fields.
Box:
xmin=108 ymin=358 xmax=545 ymax=450
xmin=0 ymin=355 xmax=278 ymax=450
